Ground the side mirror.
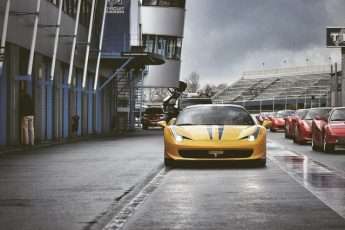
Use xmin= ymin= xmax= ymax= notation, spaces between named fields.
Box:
xmin=168 ymin=118 xmax=176 ymax=126
xmin=157 ymin=121 xmax=167 ymax=128
xmin=262 ymin=120 xmax=272 ymax=128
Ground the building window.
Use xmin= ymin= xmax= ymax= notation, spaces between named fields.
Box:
xmin=49 ymin=0 xmax=92 ymax=27
xmin=142 ymin=0 xmax=185 ymax=8
xmin=143 ymin=34 xmax=182 ymax=60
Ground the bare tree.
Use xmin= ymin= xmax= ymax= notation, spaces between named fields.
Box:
xmin=216 ymin=83 xmax=228 ymax=91
xmin=185 ymin=72 xmax=201 ymax=93
xmin=144 ymin=88 xmax=170 ymax=103
xmin=200 ymin=83 xmax=216 ymax=97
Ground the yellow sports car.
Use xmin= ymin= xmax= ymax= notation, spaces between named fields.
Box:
xmin=158 ymin=104 xmax=271 ymax=167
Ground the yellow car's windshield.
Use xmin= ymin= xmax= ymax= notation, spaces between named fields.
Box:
xmin=176 ymin=106 xmax=255 ymax=126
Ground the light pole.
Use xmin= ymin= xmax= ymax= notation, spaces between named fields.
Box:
xmin=306 ymin=58 xmax=309 ymax=72
xmin=284 ymin=60 xmax=287 ymax=72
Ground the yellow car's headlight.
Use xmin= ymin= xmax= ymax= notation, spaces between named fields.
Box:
xmin=170 ymin=127 xmax=184 ymax=142
xmin=245 ymin=127 xmax=260 ymax=142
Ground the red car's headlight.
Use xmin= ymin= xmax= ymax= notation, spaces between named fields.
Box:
xmin=302 ymin=121 xmax=311 ymax=129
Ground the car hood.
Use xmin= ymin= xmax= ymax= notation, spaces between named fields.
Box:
xmin=329 ymin=122 xmax=345 ymax=134
xmin=173 ymin=125 xmax=258 ymax=141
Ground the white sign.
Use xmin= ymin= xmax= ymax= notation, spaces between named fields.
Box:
xmin=107 ymin=0 xmax=125 ymax=14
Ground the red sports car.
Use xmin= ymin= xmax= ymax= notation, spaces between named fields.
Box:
xmin=311 ymin=107 xmax=345 ymax=152
xmin=257 ymin=112 xmax=269 ymax=125
xmin=284 ymin=109 xmax=308 ymax=139
xmin=292 ymin=107 xmax=332 ymax=144
xmin=269 ymin=110 xmax=295 ymax=132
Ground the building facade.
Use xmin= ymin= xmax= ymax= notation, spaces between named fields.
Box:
xmin=141 ymin=0 xmax=186 ymax=88
xmin=0 ymin=0 xmax=186 ymax=147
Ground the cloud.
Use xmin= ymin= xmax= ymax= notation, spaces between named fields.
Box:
xmin=181 ymin=0 xmax=345 ymax=85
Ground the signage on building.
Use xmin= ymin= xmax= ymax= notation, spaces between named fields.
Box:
xmin=326 ymin=27 xmax=345 ymax=47
xmin=121 ymin=52 xmax=149 ymax=57
xmin=106 ymin=0 xmax=125 ymax=14
xmin=103 ymin=0 xmax=130 ymax=55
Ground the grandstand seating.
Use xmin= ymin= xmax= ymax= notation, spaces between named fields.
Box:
xmin=212 ymin=71 xmax=333 ymax=104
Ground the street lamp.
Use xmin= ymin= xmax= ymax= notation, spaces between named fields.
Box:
xmin=284 ymin=60 xmax=287 ymax=72
xmin=306 ymin=58 xmax=309 ymax=72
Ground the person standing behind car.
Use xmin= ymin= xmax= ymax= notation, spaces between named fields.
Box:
xmin=19 ymin=90 xmax=34 ymax=146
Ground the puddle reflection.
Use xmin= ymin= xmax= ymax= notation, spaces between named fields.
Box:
xmin=273 ymin=155 xmax=345 ymax=189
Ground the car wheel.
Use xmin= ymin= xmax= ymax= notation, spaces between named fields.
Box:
xmin=311 ymin=138 xmax=319 ymax=151
xmin=143 ymin=125 xmax=148 ymax=130
xmin=323 ymin=133 xmax=334 ymax=153
xmin=255 ymin=158 xmax=266 ymax=167
xmin=322 ymin=133 xmax=334 ymax=153
xmin=284 ymin=123 xmax=289 ymax=138
xmin=294 ymin=125 xmax=300 ymax=144
xmin=164 ymin=158 xmax=175 ymax=167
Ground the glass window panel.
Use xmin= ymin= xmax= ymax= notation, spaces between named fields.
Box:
xmin=142 ymin=0 xmax=157 ymax=6
xmin=158 ymin=0 xmax=170 ymax=6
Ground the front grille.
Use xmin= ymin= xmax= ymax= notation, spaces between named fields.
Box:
xmin=179 ymin=150 xmax=253 ymax=159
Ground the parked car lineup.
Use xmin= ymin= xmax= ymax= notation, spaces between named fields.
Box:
xmin=292 ymin=108 xmax=332 ymax=144
xmin=257 ymin=107 xmax=345 ymax=152
xmin=311 ymin=107 xmax=345 ymax=152
xmin=284 ymin=109 xmax=308 ymax=139
xmin=269 ymin=110 xmax=295 ymax=132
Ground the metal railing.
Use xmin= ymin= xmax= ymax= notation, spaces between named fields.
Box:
xmin=242 ymin=64 xmax=333 ymax=79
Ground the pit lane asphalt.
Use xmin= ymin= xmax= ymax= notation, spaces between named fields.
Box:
xmin=1 ymin=129 xmax=345 ymax=230
xmin=0 ymin=130 xmax=165 ymax=230
xmin=108 ymin=131 xmax=345 ymax=230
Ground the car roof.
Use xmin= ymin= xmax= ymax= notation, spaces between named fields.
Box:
xmin=308 ymin=107 xmax=333 ymax=110
xmin=184 ymin=104 xmax=245 ymax=109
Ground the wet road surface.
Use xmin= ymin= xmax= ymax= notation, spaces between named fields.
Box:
xmin=1 ymin=130 xmax=345 ymax=229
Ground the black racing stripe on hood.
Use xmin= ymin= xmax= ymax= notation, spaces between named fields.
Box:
xmin=218 ymin=125 xmax=224 ymax=140
xmin=207 ymin=126 xmax=213 ymax=140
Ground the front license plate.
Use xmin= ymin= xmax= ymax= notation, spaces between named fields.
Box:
xmin=209 ymin=150 xmax=224 ymax=155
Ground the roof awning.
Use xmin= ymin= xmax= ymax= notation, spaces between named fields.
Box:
xmin=121 ymin=52 xmax=165 ymax=65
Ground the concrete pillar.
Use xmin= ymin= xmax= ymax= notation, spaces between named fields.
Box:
xmin=341 ymin=47 xmax=345 ymax=106
xmin=33 ymin=54 xmax=44 ymax=143
xmin=82 ymin=89 xmax=88 ymax=136
xmin=53 ymin=62 xmax=62 ymax=140
xmin=8 ymin=45 xmax=19 ymax=145
xmin=69 ymin=68 xmax=76 ymax=137
xmin=331 ymin=64 xmax=337 ymax=107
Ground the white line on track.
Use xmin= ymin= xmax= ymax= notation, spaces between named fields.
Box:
xmin=102 ymin=168 xmax=168 ymax=230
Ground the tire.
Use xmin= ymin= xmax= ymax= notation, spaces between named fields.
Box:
xmin=293 ymin=125 xmax=300 ymax=144
xmin=284 ymin=123 xmax=290 ymax=138
xmin=143 ymin=125 xmax=148 ymax=130
xmin=311 ymin=139 xmax=319 ymax=151
xmin=256 ymin=158 xmax=266 ymax=167
xmin=164 ymin=158 xmax=175 ymax=167
xmin=323 ymin=133 xmax=334 ymax=153
xmin=295 ymin=127 xmax=306 ymax=144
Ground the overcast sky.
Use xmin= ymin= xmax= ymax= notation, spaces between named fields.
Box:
xmin=180 ymin=0 xmax=345 ymax=86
